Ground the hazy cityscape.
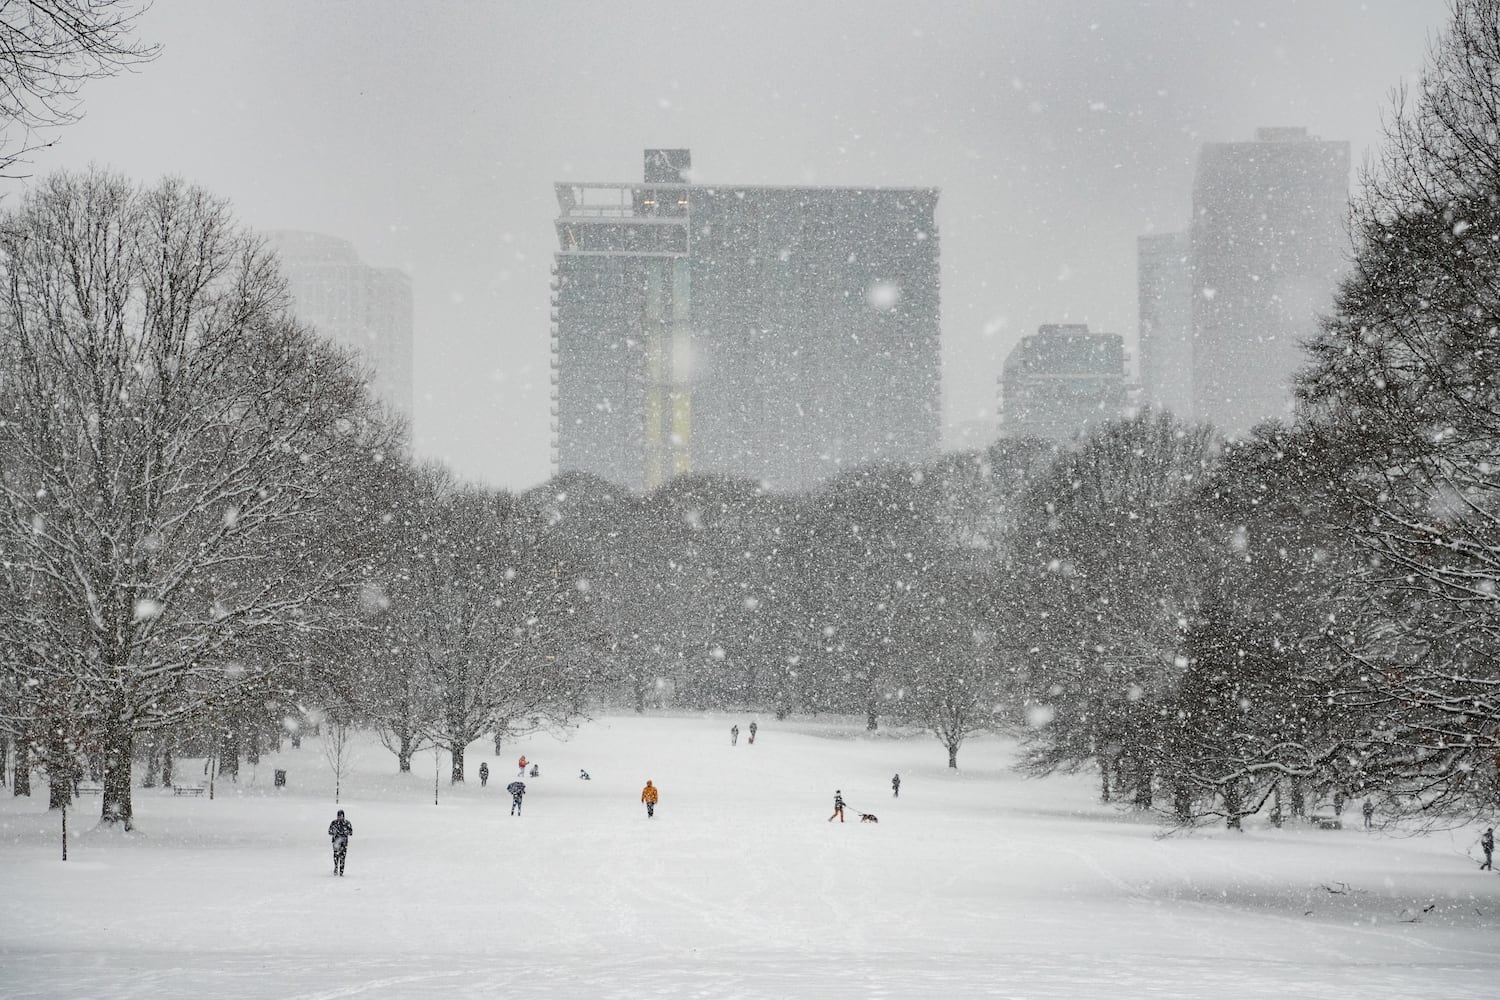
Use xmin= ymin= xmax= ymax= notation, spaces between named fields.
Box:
xmin=6 ymin=3 xmax=1500 ymax=999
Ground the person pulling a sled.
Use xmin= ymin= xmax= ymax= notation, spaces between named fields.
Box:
xmin=328 ymin=809 xmax=353 ymax=876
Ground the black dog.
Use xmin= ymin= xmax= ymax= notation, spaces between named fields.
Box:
xmin=859 ymin=813 xmax=879 ymax=823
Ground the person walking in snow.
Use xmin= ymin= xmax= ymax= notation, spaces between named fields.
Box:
xmin=1361 ymin=798 xmax=1373 ymax=829
xmin=1482 ymin=827 xmax=1494 ymax=871
xmin=748 ymin=721 xmax=758 ymax=745
xmin=328 ymin=809 xmax=353 ymax=876
xmin=517 ymin=755 xmax=528 ymax=777
xmin=641 ymin=779 xmax=659 ymax=819
xmin=507 ymin=780 xmax=526 ymax=816
xmin=730 ymin=724 xmax=739 ymax=746
xmin=829 ymin=789 xmax=846 ymax=823
xmin=479 ymin=762 xmax=490 ymax=788
xmin=892 ymin=773 xmax=901 ymax=798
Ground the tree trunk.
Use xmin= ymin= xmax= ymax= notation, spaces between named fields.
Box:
xmin=866 ymin=706 xmax=879 ymax=732
xmin=947 ymin=740 xmax=959 ymax=769
xmin=1099 ymin=755 xmax=1111 ymax=803
xmin=218 ymin=727 xmax=240 ymax=781
xmin=1172 ymin=782 xmax=1192 ymax=824
xmin=48 ymin=764 xmax=73 ymax=810
xmin=1 ymin=735 xmax=8 ymax=789
xmin=291 ymin=732 xmax=302 ymax=749
xmin=1132 ymin=756 xmax=1153 ymax=809
xmin=246 ymin=726 xmax=261 ymax=766
xmin=100 ymin=713 xmax=133 ymax=828
xmin=140 ymin=744 xmax=158 ymax=788
xmin=161 ymin=747 xmax=173 ymax=788
xmin=13 ymin=740 xmax=30 ymax=797
xmin=398 ymin=730 xmax=414 ymax=773
xmin=1223 ymin=782 xmax=1242 ymax=831
xmin=450 ymin=742 xmax=465 ymax=783
xmin=1290 ymin=779 xmax=1305 ymax=819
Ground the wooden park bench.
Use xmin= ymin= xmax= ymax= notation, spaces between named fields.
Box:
xmin=75 ymin=783 xmax=103 ymax=796
xmin=1310 ymin=814 xmax=1342 ymax=830
xmin=172 ymin=784 xmax=206 ymax=797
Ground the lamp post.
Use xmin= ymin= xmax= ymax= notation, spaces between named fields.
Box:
xmin=434 ymin=743 xmax=440 ymax=806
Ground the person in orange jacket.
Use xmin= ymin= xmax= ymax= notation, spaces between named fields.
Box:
xmin=517 ymin=755 xmax=528 ymax=777
xmin=641 ymin=779 xmax=659 ymax=819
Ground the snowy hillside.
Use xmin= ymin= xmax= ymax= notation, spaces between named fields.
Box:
xmin=3 ymin=714 xmax=1498 ymax=999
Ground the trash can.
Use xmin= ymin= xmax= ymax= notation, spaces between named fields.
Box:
xmin=274 ymin=769 xmax=286 ymax=788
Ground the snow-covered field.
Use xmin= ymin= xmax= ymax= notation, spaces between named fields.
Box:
xmin=3 ymin=714 xmax=1498 ymax=999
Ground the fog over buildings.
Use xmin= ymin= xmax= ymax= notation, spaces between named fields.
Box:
xmin=552 ymin=149 xmax=939 ymax=492
xmin=267 ymin=231 xmax=415 ymax=421
xmin=27 ymin=1 xmax=1449 ymax=489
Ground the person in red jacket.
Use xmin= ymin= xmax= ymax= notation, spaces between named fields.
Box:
xmin=641 ymin=779 xmax=659 ymax=819
xmin=517 ymin=755 xmax=528 ymax=777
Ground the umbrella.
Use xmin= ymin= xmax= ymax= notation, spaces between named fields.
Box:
xmin=506 ymin=781 xmax=525 ymax=795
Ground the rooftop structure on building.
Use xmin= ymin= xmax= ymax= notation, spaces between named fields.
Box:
xmin=550 ymin=149 xmax=940 ymax=493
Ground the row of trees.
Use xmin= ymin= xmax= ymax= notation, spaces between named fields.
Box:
xmin=0 ymin=171 xmax=604 ymax=825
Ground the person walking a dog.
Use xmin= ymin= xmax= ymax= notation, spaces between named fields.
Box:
xmin=641 ymin=779 xmax=659 ymax=819
xmin=327 ymin=809 xmax=353 ymax=876
xmin=829 ymin=789 xmax=845 ymax=823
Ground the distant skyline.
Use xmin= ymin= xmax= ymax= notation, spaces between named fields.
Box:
xmin=27 ymin=1 xmax=1448 ymax=490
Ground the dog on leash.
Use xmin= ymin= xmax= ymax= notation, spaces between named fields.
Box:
xmin=859 ymin=813 xmax=879 ymax=823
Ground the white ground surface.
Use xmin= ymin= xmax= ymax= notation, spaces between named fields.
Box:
xmin=3 ymin=713 xmax=1498 ymax=999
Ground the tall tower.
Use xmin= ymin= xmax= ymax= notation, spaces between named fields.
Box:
xmin=1137 ymin=232 xmax=1193 ymax=420
xmin=551 ymin=150 xmax=940 ymax=492
xmin=266 ymin=231 xmax=415 ymax=422
xmin=1190 ymin=127 xmax=1349 ymax=435
xmin=999 ymin=324 xmax=1126 ymax=443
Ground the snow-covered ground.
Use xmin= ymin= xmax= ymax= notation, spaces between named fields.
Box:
xmin=3 ymin=714 xmax=1498 ymax=999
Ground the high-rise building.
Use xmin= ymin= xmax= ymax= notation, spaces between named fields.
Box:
xmin=1136 ymin=232 xmax=1193 ymax=420
xmin=266 ymin=231 xmax=415 ymax=421
xmin=1190 ymin=127 xmax=1349 ymax=434
xmin=551 ymin=149 xmax=940 ymax=492
xmin=999 ymin=324 xmax=1126 ymax=443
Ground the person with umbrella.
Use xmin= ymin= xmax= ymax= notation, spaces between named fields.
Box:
xmin=507 ymin=779 xmax=526 ymax=816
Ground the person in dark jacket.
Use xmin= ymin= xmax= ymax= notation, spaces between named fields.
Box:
xmin=748 ymin=721 xmax=758 ymax=745
xmin=1483 ymin=827 xmax=1494 ymax=871
xmin=479 ymin=762 xmax=490 ymax=788
xmin=1361 ymin=798 xmax=1373 ymax=829
xmin=829 ymin=790 xmax=845 ymax=823
xmin=730 ymin=724 xmax=739 ymax=746
xmin=507 ymin=780 xmax=526 ymax=816
xmin=892 ymin=773 xmax=901 ymax=798
xmin=328 ymin=809 xmax=353 ymax=876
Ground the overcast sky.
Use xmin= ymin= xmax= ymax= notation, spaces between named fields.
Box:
xmin=32 ymin=0 xmax=1447 ymax=490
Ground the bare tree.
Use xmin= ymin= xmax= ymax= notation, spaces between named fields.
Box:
xmin=319 ymin=714 xmax=355 ymax=804
xmin=1298 ymin=0 xmax=1500 ymax=819
xmin=0 ymin=1 xmax=158 ymax=175
xmin=0 ymin=168 xmax=396 ymax=827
